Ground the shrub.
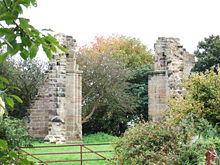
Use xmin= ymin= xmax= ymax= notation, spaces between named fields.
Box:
xmin=176 ymin=137 xmax=220 ymax=165
xmin=168 ymin=67 xmax=220 ymax=127
xmin=114 ymin=115 xmax=220 ymax=165
xmin=0 ymin=117 xmax=31 ymax=149
xmin=113 ymin=122 xmax=189 ymax=165
xmin=0 ymin=139 xmax=33 ymax=165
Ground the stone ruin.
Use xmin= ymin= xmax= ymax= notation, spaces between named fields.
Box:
xmin=148 ymin=37 xmax=195 ymax=121
xmin=27 ymin=34 xmax=82 ymax=144
xmin=27 ymin=35 xmax=194 ymax=142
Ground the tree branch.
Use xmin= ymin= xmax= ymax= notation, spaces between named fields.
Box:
xmin=82 ymin=103 xmax=98 ymax=124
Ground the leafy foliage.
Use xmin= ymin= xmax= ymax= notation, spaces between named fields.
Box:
xmin=0 ymin=0 xmax=65 ymax=116
xmin=113 ymin=121 xmax=191 ymax=165
xmin=114 ymin=118 xmax=220 ymax=165
xmin=77 ymin=51 xmax=136 ymax=135
xmin=168 ymin=67 xmax=220 ymax=126
xmin=126 ymin=64 xmax=151 ymax=121
xmin=176 ymin=137 xmax=220 ymax=165
xmin=78 ymin=35 xmax=153 ymax=135
xmin=192 ymin=35 xmax=220 ymax=72
xmin=82 ymin=105 xmax=135 ymax=136
xmin=0 ymin=59 xmax=46 ymax=118
xmin=0 ymin=0 xmax=65 ymax=61
xmin=79 ymin=35 xmax=153 ymax=69
xmin=0 ymin=117 xmax=31 ymax=150
xmin=0 ymin=139 xmax=33 ymax=165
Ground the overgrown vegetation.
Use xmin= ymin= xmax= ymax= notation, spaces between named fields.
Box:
xmin=114 ymin=66 xmax=220 ymax=165
xmin=169 ymin=67 xmax=220 ymax=126
xmin=0 ymin=59 xmax=46 ymax=118
xmin=0 ymin=0 xmax=65 ymax=164
xmin=0 ymin=117 xmax=31 ymax=150
xmin=0 ymin=139 xmax=33 ymax=165
xmin=78 ymin=35 xmax=153 ymax=135
xmin=192 ymin=35 xmax=220 ymax=72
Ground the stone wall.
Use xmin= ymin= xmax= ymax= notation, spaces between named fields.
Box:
xmin=28 ymin=34 xmax=82 ymax=143
xmin=148 ymin=37 xmax=194 ymax=121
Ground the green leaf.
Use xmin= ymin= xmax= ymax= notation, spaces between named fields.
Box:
xmin=0 ymin=52 xmax=9 ymax=62
xmin=8 ymin=86 xmax=21 ymax=91
xmin=20 ymin=48 xmax=29 ymax=59
xmin=19 ymin=18 xmax=30 ymax=30
xmin=30 ymin=43 xmax=39 ymax=59
xmin=12 ymin=2 xmax=23 ymax=14
xmin=42 ymin=45 xmax=52 ymax=60
xmin=30 ymin=0 xmax=37 ymax=7
xmin=0 ymin=76 xmax=9 ymax=85
xmin=7 ymin=40 xmax=17 ymax=54
xmin=0 ymin=139 xmax=8 ymax=150
xmin=0 ymin=28 xmax=13 ymax=36
xmin=5 ymin=33 xmax=16 ymax=43
xmin=2 ymin=37 xmax=13 ymax=48
xmin=9 ymin=43 xmax=22 ymax=55
xmin=0 ymin=12 xmax=16 ymax=21
xmin=21 ymin=35 xmax=31 ymax=47
xmin=10 ymin=95 xmax=23 ymax=103
xmin=46 ymin=34 xmax=57 ymax=43
xmin=5 ymin=97 xmax=14 ymax=107
xmin=57 ymin=44 xmax=67 ymax=52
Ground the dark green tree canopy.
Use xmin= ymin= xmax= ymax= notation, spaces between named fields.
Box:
xmin=193 ymin=35 xmax=220 ymax=72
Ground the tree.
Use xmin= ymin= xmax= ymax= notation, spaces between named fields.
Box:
xmin=126 ymin=64 xmax=151 ymax=121
xmin=78 ymin=35 xmax=154 ymax=135
xmin=79 ymin=35 xmax=153 ymax=69
xmin=169 ymin=67 xmax=220 ymax=126
xmin=77 ymin=51 xmax=135 ymax=135
xmin=78 ymin=35 xmax=154 ymax=134
xmin=0 ymin=0 xmax=66 ymax=114
xmin=0 ymin=59 xmax=46 ymax=118
xmin=192 ymin=35 xmax=220 ymax=72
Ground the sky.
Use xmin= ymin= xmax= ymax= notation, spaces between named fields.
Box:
xmin=23 ymin=0 xmax=220 ymax=56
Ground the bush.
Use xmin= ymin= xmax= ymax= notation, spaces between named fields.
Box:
xmin=114 ymin=116 xmax=220 ymax=165
xmin=168 ymin=67 xmax=220 ymax=127
xmin=0 ymin=117 xmax=31 ymax=149
xmin=0 ymin=59 xmax=46 ymax=119
xmin=0 ymin=139 xmax=33 ymax=165
xmin=176 ymin=137 xmax=220 ymax=165
xmin=113 ymin=122 xmax=189 ymax=165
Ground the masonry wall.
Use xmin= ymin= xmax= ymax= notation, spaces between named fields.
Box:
xmin=148 ymin=37 xmax=194 ymax=121
xmin=28 ymin=34 xmax=82 ymax=143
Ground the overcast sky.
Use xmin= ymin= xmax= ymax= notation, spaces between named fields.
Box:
xmin=23 ymin=0 xmax=220 ymax=55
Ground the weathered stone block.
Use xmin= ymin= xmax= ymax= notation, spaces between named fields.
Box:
xmin=148 ymin=37 xmax=194 ymax=121
xmin=28 ymin=34 xmax=82 ymax=143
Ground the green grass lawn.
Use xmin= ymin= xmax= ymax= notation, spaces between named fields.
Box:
xmin=21 ymin=133 xmax=118 ymax=165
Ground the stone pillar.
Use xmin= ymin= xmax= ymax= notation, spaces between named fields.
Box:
xmin=148 ymin=37 xmax=194 ymax=121
xmin=148 ymin=71 xmax=169 ymax=121
xmin=28 ymin=34 xmax=82 ymax=143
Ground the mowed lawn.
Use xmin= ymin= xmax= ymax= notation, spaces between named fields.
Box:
xmin=21 ymin=133 xmax=118 ymax=165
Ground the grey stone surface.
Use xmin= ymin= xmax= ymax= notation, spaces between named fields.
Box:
xmin=28 ymin=34 xmax=82 ymax=143
xmin=148 ymin=37 xmax=194 ymax=121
